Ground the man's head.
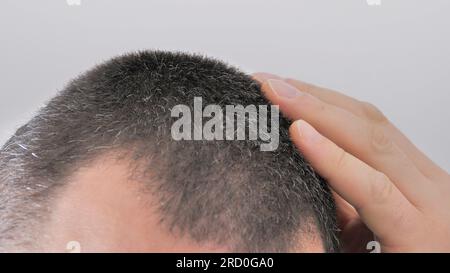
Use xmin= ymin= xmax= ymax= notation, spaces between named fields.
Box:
xmin=0 ymin=51 xmax=339 ymax=252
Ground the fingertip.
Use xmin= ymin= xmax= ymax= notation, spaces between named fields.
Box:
xmin=289 ymin=120 xmax=309 ymax=150
xmin=259 ymin=78 xmax=279 ymax=103
xmin=285 ymin=78 xmax=312 ymax=88
xmin=291 ymin=120 xmax=320 ymax=143
xmin=289 ymin=120 xmax=303 ymax=139
xmin=251 ymin=72 xmax=282 ymax=83
xmin=266 ymin=79 xmax=304 ymax=99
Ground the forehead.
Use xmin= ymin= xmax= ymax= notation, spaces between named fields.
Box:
xmin=43 ymin=154 xmax=230 ymax=252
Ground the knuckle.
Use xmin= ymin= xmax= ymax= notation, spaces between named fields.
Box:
xmin=360 ymin=101 xmax=388 ymax=124
xmin=369 ymin=123 xmax=393 ymax=153
xmin=369 ymin=171 xmax=394 ymax=204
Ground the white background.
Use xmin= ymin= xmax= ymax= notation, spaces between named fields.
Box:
xmin=0 ymin=0 xmax=449 ymax=171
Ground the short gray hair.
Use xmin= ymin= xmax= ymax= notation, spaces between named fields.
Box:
xmin=0 ymin=51 xmax=339 ymax=252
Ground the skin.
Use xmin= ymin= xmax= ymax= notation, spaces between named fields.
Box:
xmin=253 ymin=72 xmax=450 ymax=252
xmin=41 ymin=154 xmax=229 ymax=253
xmin=40 ymin=153 xmax=324 ymax=253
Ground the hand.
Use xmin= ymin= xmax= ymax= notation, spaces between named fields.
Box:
xmin=253 ymin=73 xmax=450 ymax=252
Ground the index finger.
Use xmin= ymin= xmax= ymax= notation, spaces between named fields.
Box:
xmin=290 ymin=120 xmax=422 ymax=245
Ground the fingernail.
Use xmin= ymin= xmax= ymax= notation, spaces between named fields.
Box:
xmin=267 ymin=79 xmax=303 ymax=99
xmin=252 ymin=72 xmax=282 ymax=83
xmin=295 ymin=120 xmax=319 ymax=142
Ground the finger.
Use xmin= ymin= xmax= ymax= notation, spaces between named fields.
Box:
xmin=286 ymin=78 xmax=448 ymax=181
xmin=332 ymin=191 xmax=358 ymax=228
xmin=290 ymin=120 xmax=422 ymax=244
xmin=262 ymin=79 xmax=434 ymax=207
xmin=285 ymin=78 xmax=364 ymax=117
xmin=332 ymin=194 xmax=379 ymax=253
xmin=254 ymin=74 xmax=363 ymax=116
xmin=252 ymin=72 xmax=282 ymax=82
